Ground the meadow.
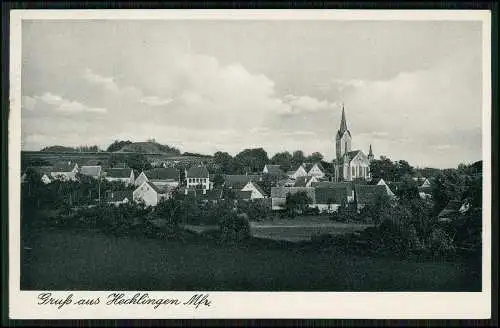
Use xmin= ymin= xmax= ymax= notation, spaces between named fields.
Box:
xmin=21 ymin=226 xmax=481 ymax=291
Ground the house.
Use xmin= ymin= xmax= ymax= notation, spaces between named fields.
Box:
xmin=80 ymin=165 xmax=103 ymax=179
xmin=223 ymin=174 xmax=261 ymax=189
xmin=135 ymin=168 xmax=180 ymax=188
xmin=185 ymin=165 xmax=211 ymax=190
xmin=27 ymin=166 xmax=53 ymax=184
xmin=354 ymin=185 xmax=389 ymax=210
xmin=241 ymin=181 xmax=267 ymax=199
xmin=307 ymin=162 xmax=327 ymax=178
xmin=293 ymin=175 xmax=318 ymax=188
xmin=234 ymin=190 xmax=252 ymax=201
xmin=133 ymin=181 xmax=169 ymax=207
xmin=50 ymin=161 xmax=79 ymax=181
xmin=289 ymin=165 xmax=308 ymax=179
xmin=437 ymin=200 xmax=464 ymax=222
xmin=310 ymin=181 xmax=356 ymax=202
xmin=104 ymin=168 xmax=135 ymax=186
xmin=270 ymin=187 xmax=315 ymax=211
xmin=311 ymin=187 xmax=348 ymax=213
xmin=198 ymin=189 xmax=224 ymax=204
xmin=368 ymin=178 xmax=395 ymax=198
xmin=105 ymin=190 xmax=133 ymax=206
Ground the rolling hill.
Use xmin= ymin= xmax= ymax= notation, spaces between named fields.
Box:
xmin=115 ymin=141 xmax=181 ymax=155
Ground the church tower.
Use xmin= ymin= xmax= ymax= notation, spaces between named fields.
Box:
xmin=335 ymin=104 xmax=352 ymax=160
xmin=368 ymin=144 xmax=374 ymax=162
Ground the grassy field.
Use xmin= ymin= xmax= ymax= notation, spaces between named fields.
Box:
xmin=21 ymin=227 xmax=481 ymax=291
xmin=183 ymin=217 xmax=374 ymax=242
xmin=250 ymin=217 xmax=373 ymax=242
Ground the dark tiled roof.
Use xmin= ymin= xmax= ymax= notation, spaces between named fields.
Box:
xmin=235 ymin=190 xmax=252 ymax=200
xmin=355 ymin=185 xmax=388 ymax=205
xmin=30 ymin=166 xmax=53 ymax=175
xmin=293 ymin=176 xmax=315 ymax=187
xmin=270 ymin=187 xmax=315 ymax=200
xmin=314 ymin=187 xmax=348 ymax=204
xmin=263 ymin=164 xmax=285 ymax=176
xmin=186 ymin=165 xmax=209 ymax=178
xmin=80 ymin=165 xmax=102 ymax=177
xmin=199 ymin=189 xmax=223 ymax=201
xmin=223 ymin=174 xmax=260 ymax=187
xmin=438 ymin=200 xmax=463 ymax=218
xmin=105 ymin=190 xmax=133 ymax=202
xmin=144 ymin=167 xmax=179 ymax=181
xmin=105 ymin=168 xmax=133 ymax=178
xmin=52 ymin=162 xmax=77 ymax=172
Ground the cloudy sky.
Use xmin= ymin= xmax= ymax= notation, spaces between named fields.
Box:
xmin=21 ymin=19 xmax=483 ymax=168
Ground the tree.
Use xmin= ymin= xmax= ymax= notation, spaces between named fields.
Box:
xmin=234 ymin=148 xmax=269 ymax=173
xmin=285 ymin=191 xmax=312 ymax=217
xmin=307 ymin=152 xmax=324 ymax=163
xmin=291 ymin=150 xmax=306 ymax=167
xmin=396 ymin=175 xmax=420 ymax=201
xmin=270 ymin=151 xmax=293 ymax=172
xmin=213 ymin=151 xmax=235 ymax=174
xmin=212 ymin=173 xmax=225 ymax=188
xmin=125 ymin=153 xmax=152 ymax=172
xmin=106 ymin=140 xmax=133 ymax=152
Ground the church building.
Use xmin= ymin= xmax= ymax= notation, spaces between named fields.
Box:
xmin=333 ymin=105 xmax=374 ymax=182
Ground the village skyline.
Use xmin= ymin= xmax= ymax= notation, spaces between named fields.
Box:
xmin=21 ymin=20 xmax=482 ymax=169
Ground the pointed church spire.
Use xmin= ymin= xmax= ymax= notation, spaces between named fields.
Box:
xmin=339 ymin=103 xmax=348 ymax=134
xmin=368 ymin=144 xmax=373 ymax=156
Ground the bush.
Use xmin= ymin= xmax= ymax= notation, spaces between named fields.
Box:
xmin=218 ymin=213 xmax=251 ymax=246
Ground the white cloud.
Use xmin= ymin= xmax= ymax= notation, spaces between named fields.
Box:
xmin=139 ymin=96 xmax=173 ymax=107
xmin=83 ymin=68 xmax=120 ymax=93
xmin=282 ymin=95 xmax=338 ymax=114
xmin=35 ymin=92 xmax=107 ymax=114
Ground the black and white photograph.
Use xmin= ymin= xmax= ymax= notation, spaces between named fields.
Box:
xmin=9 ymin=9 xmax=492 ymax=319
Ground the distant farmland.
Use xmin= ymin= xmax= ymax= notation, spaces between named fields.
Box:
xmin=21 ymin=151 xmax=213 ymax=169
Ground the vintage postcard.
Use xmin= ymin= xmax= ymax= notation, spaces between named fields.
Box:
xmin=9 ymin=9 xmax=491 ymax=319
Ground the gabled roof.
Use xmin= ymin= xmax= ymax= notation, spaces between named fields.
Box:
xmin=438 ymin=200 xmax=463 ymax=218
xmin=186 ymin=165 xmax=209 ymax=178
xmin=105 ymin=190 xmax=133 ymax=202
xmin=354 ymin=185 xmax=388 ymax=205
xmin=80 ymin=165 xmax=102 ymax=177
xmin=52 ymin=162 xmax=77 ymax=172
xmin=244 ymin=181 xmax=267 ymax=197
xmin=105 ymin=168 xmax=133 ymax=178
xmin=314 ymin=187 xmax=348 ymax=204
xmin=301 ymin=163 xmax=314 ymax=172
xmin=311 ymin=162 xmax=326 ymax=172
xmin=143 ymin=167 xmax=179 ymax=181
xmin=263 ymin=164 xmax=285 ymax=176
xmin=135 ymin=180 xmax=162 ymax=194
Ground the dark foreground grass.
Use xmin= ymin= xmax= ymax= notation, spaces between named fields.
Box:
xmin=21 ymin=227 xmax=481 ymax=291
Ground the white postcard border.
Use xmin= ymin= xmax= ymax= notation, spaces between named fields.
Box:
xmin=8 ymin=9 xmax=492 ymax=319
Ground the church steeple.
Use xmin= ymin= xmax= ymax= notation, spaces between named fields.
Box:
xmin=335 ymin=103 xmax=352 ymax=160
xmin=339 ymin=103 xmax=348 ymax=134
xmin=368 ymin=144 xmax=374 ymax=161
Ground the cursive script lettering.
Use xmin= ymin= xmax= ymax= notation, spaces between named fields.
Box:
xmin=106 ymin=293 xmax=181 ymax=309
xmin=183 ymin=294 xmax=211 ymax=309
xmin=37 ymin=293 xmax=73 ymax=309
